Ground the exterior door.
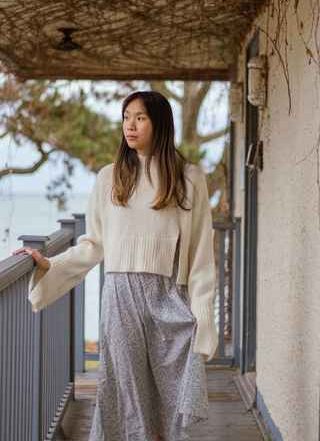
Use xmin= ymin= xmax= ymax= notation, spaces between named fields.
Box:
xmin=241 ymin=30 xmax=259 ymax=374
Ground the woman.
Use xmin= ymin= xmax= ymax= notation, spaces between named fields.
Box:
xmin=13 ymin=90 xmax=218 ymax=441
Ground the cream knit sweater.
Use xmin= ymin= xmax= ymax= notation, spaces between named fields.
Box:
xmin=28 ymin=153 xmax=218 ymax=361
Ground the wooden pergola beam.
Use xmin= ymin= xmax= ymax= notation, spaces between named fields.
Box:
xmin=14 ymin=68 xmax=231 ymax=82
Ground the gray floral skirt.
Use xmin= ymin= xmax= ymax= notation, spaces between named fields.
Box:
xmin=88 ymin=243 xmax=209 ymax=441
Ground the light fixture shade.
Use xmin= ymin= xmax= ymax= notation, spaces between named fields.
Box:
xmin=247 ymin=54 xmax=267 ymax=108
xmin=229 ymin=82 xmax=243 ymax=122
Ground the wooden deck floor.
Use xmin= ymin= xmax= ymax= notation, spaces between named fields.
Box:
xmin=60 ymin=366 xmax=265 ymax=441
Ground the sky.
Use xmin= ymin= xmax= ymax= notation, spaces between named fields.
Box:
xmin=0 ymin=80 xmax=229 ymax=197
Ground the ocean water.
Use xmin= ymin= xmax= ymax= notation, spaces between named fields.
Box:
xmin=0 ymin=193 xmax=99 ymax=342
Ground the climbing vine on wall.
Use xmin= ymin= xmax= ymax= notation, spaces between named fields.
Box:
xmin=253 ymin=0 xmax=319 ymax=113
xmin=252 ymin=0 xmax=320 ymax=227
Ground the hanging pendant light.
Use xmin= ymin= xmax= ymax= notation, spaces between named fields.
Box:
xmin=54 ymin=28 xmax=81 ymax=52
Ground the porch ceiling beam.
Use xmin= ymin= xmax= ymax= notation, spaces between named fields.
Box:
xmin=13 ymin=68 xmax=231 ymax=82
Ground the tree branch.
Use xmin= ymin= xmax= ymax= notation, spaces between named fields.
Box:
xmin=149 ymin=81 xmax=182 ymax=103
xmin=198 ymin=126 xmax=229 ymax=144
xmin=0 ymin=148 xmax=51 ymax=178
xmin=0 ymin=131 xmax=10 ymax=140
xmin=197 ymin=81 xmax=212 ymax=105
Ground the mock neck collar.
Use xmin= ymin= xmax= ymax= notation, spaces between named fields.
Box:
xmin=135 ymin=152 xmax=158 ymax=185
xmin=136 ymin=151 xmax=155 ymax=162
xmin=137 ymin=150 xmax=148 ymax=155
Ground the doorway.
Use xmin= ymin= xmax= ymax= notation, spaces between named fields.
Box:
xmin=241 ymin=30 xmax=259 ymax=375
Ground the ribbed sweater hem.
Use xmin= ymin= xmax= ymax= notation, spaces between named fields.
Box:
xmin=104 ymin=233 xmax=180 ymax=277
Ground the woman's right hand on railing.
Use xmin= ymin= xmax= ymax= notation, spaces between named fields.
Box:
xmin=12 ymin=247 xmax=51 ymax=271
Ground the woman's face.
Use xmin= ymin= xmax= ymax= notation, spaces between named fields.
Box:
xmin=123 ymin=98 xmax=153 ymax=156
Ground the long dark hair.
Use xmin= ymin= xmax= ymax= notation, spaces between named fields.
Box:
xmin=112 ymin=90 xmax=192 ymax=211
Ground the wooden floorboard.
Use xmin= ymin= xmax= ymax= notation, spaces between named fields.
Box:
xmin=59 ymin=366 xmax=264 ymax=441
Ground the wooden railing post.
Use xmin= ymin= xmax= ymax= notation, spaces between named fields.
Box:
xmin=72 ymin=213 xmax=86 ymax=373
xmin=18 ymin=235 xmax=49 ymax=441
xmin=218 ymin=227 xmax=226 ymax=358
xmin=57 ymin=219 xmax=78 ymax=396
xmin=232 ymin=217 xmax=242 ymax=367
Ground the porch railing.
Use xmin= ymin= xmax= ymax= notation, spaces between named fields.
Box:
xmin=209 ymin=218 xmax=241 ymax=366
xmin=0 ymin=214 xmax=241 ymax=440
xmin=0 ymin=216 xmax=85 ymax=441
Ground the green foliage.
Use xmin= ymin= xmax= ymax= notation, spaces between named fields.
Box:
xmin=179 ymin=142 xmax=206 ymax=164
xmin=0 ymin=78 xmax=121 ymax=172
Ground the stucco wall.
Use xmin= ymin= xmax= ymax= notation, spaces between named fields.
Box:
xmin=233 ymin=3 xmax=320 ymax=440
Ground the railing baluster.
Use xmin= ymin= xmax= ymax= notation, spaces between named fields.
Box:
xmin=232 ymin=217 xmax=242 ymax=367
xmin=218 ymin=229 xmax=226 ymax=357
xmin=72 ymin=213 xmax=86 ymax=374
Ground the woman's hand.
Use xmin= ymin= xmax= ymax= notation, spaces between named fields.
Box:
xmin=12 ymin=247 xmax=51 ymax=271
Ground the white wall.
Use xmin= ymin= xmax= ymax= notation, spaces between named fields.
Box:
xmin=233 ymin=3 xmax=320 ymax=440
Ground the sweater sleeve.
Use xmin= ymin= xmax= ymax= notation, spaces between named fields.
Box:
xmin=28 ymin=170 xmax=105 ymax=313
xmin=188 ymin=166 xmax=218 ymax=362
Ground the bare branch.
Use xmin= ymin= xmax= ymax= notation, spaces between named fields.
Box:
xmin=149 ymin=81 xmax=182 ymax=103
xmin=0 ymin=131 xmax=10 ymax=140
xmin=198 ymin=126 xmax=229 ymax=145
xmin=197 ymin=81 xmax=212 ymax=104
xmin=0 ymin=148 xmax=51 ymax=178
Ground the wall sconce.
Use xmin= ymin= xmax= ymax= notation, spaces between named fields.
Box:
xmin=247 ymin=54 xmax=267 ymax=108
xmin=229 ymin=82 xmax=243 ymax=122
xmin=246 ymin=140 xmax=264 ymax=172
